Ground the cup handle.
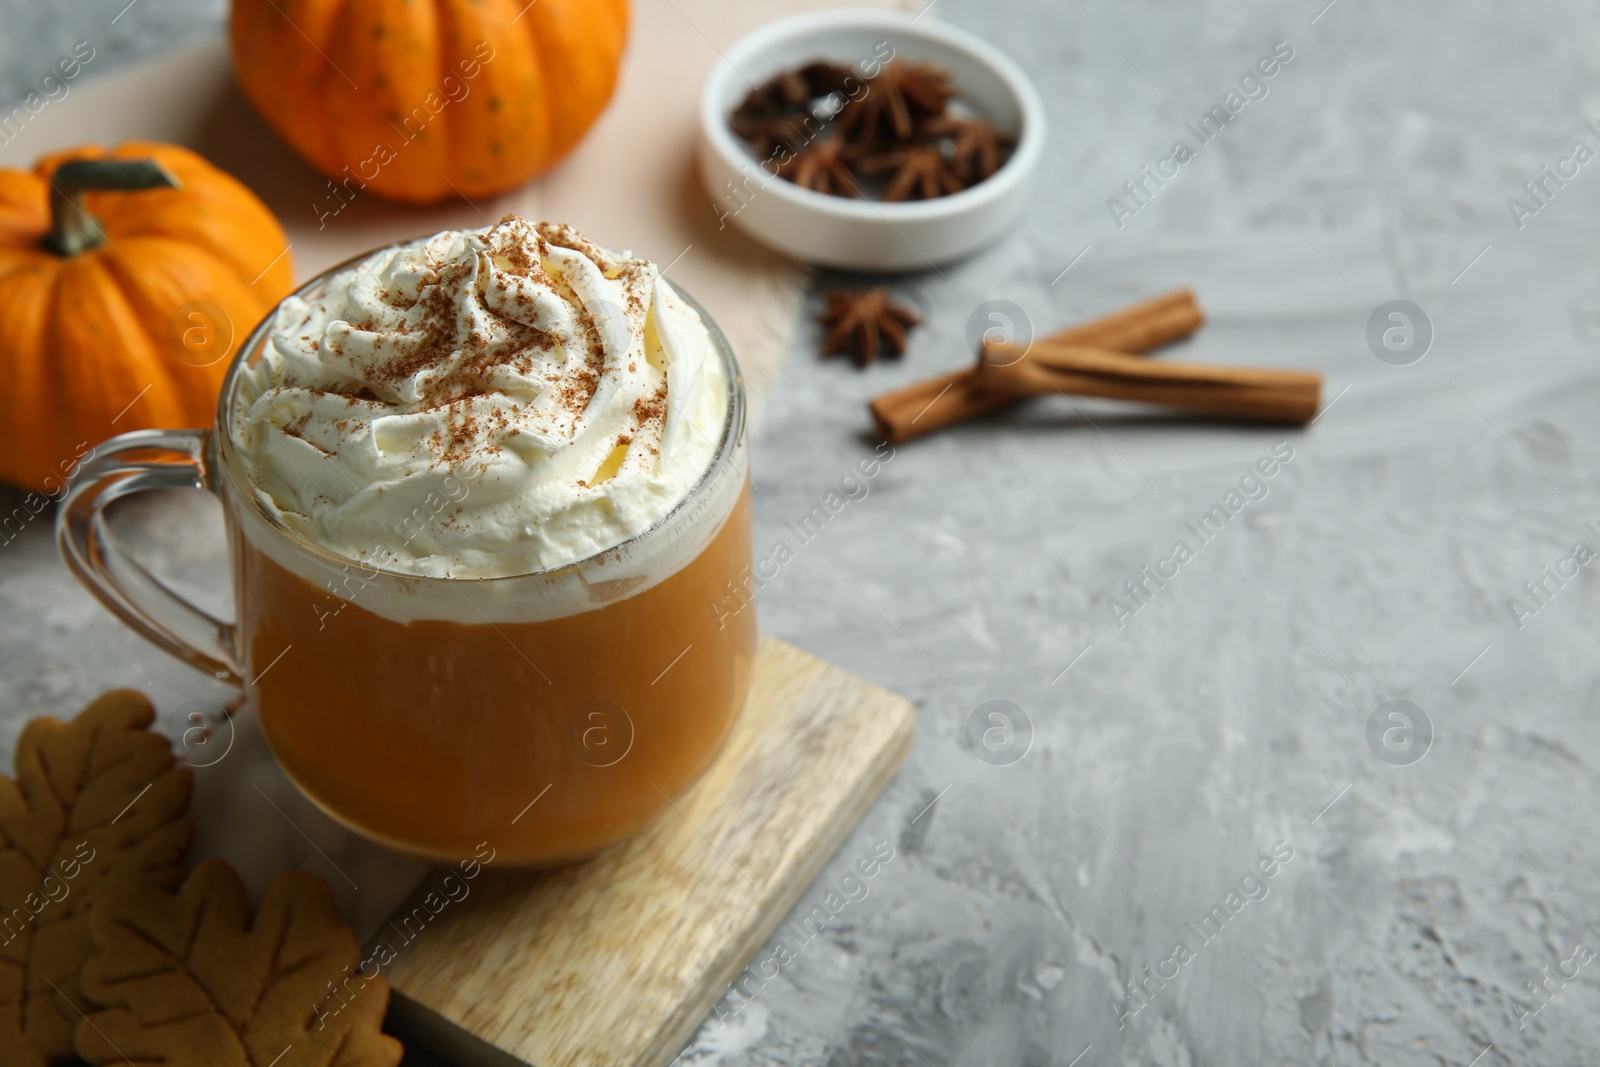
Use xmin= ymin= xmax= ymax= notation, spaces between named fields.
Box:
xmin=56 ymin=428 xmax=242 ymax=686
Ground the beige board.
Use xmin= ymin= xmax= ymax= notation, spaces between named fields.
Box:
xmin=382 ymin=635 xmax=917 ymax=1067
xmin=0 ymin=0 xmax=914 ymax=414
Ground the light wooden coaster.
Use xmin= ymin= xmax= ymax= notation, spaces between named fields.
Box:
xmin=382 ymin=636 xmax=916 ymax=1067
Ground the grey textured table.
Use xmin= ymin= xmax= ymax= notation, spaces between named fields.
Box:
xmin=5 ymin=2 xmax=1600 ymax=1065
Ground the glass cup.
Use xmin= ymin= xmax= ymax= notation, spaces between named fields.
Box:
xmin=57 ymin=245 xmax=756 ymax=867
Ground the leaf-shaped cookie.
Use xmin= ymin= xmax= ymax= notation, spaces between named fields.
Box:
xmin=0 ymin=689 xmax=193 ymax=1067
xmin=76 ymin=859 xmax=402 ymax=1067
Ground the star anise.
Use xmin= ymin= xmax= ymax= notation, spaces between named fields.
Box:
xmin=917 ymin=114 xmax=1017 ymax=185
xmin=778 ymin=134 xmax=863 ymax=197
xmin=796 ymin=61 xmax=857 ymax=98
xmin=731 ymin=63 xmax=859 ymax=159
xmin=837 ymin=61 xmax=956 ymax=147
xmin=819 ymin=288 xmax=922 ymax=366
xmin=859 ymin=145 xmax=966 ymax=202
xmin=731 ymin=71 xmax=819 ymax=158
xmin=728 ymin=57 xmax=1003 ymax=205
xmin=731 ymin=115 xmax=811 ymax=161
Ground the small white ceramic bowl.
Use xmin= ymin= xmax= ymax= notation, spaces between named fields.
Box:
xmin=699 ymin=10 xmax=1045 ymax=272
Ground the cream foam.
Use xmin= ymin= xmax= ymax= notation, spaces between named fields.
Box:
xmin=229 ymin=217 xmax=731 ymax=581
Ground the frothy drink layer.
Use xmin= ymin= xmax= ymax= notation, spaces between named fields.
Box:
xmin=229 ymin=217 xmax=732 ymax=601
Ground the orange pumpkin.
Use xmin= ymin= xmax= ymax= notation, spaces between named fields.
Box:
xmin=229 ymin=0 xmax=631 ymax=206
xmin=0 ymin=142 xmax=294 ymax=492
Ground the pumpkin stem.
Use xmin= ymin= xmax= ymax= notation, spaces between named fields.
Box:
xmin=42 ymin=158 xmax=181 ymax=257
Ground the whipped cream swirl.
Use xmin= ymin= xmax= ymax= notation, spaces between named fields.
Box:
xmin=230 ymin=217 xmax=731 ymax=578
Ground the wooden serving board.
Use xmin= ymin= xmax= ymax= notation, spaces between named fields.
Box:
xmin=378 ymin=635 xmax=916 ymax=1067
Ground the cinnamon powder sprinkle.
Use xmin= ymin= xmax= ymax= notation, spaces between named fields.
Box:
xmin=319 ymin=215 xmax=664 ymax=476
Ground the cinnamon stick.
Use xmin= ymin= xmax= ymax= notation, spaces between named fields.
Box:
xmin=976 ymin=342 xmax=1322 ymax=424
xmin=868 ymin=289 xmax=1204 ymax=443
